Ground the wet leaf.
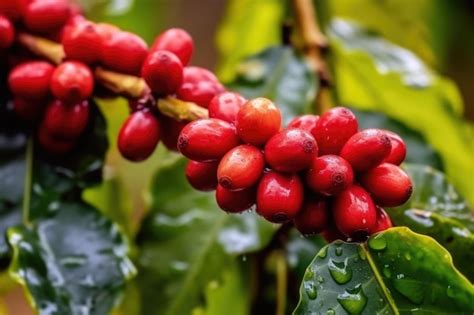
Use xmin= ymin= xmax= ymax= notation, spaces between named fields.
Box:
xmin=293 ymin=227 xmax=474 ymax=314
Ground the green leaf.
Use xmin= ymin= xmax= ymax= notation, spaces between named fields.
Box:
xmin=7 ymin=202 xmax=136 ymax=315
xmin=328 ymin=19 xmax=474 ymax=206
xmin=216 ymin=0 xmax=285 ymax=82
xmin=389 ymin=164 xmax=474 ymax=281
xmin=137 ymin=158 xmax=275 ymax=315
xmin=293 ymin=227 xmax=474 ymax=314
xmin=229 ymin=46 xmax=317 ymax=124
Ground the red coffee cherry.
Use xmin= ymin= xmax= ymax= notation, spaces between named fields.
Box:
xmin=42 ymin=99 xmax=90 ymax=139
xmin=177 ymin=80 xmax=225 ymax=108
xmin=185 ymin=160 xmax=218 ymax=192
xmin=159 ymin=115 xmax=188 ymax=151
xmin=0 ymin=15 xmax=14 ymax=49
xmin=38 ymin=128 xmax=75 ymax=155
xmin=208 ymin=92 xmax=246 ymax=124
xmin=314 ymin=107 xmax=358 ymax=155
xmin=102 ymin=31 xmax=148 ymax=75
xmin=118 ymin=111 xmax=161 ymax=162
xmin=264 ymin=129 xmax=317 ymax=172
xmin=360 ymin=162 xmax=413 ymax=207
xmin=182 ymin=66 xmax=219 ymax=84
xmin=340 ymin=129 xmax=391 ymax=172
xmin=370 ymin=206 xmax=393 ymax=234
xmin=178 ymin=118 xmax=239 ymax=162
xmin=332 ymin=185 xmax=377 ymax=238
xmin=95 ymin=22 xmax=120 ymax=41
xmin=287 ymin=114 xmax=319 ymax=135
xmin=142 ymin=50 xmax=183 ymax=95
xmin=50 ymin=61 xmax=93 ymax=104
xmin=293 ymin=198 xmax=328 ymax=235
xmin=62 ymin=20 xmax=102 ymax=64
xmin=151 ymin=28 xmax=194 ymax=66
xmin=256 ymin=171 xmax=304 ymax=223
xmin=382 ymin=130 xmax=406 ymax=165
xmin=217 ymin=144 xmax=264 ymax=190
xmin=236 ymin=98 xmax=282 ymax=146
xmin=322 ymin=225 xmax=348 ymax=243
xmin=306 ymin=155 xmax=354 ymax=196
xmin=13 ymin=97 xmax=46 ymax=121
xmin=0 ymin=2 xmax=21 ymax=20
xmin=24 ymin=0 xmax=71 ymax=34
xmin=9 ymin=61 xmax=54 ymax=100
xmin=216 ymin=185 xmax=256 ymax=213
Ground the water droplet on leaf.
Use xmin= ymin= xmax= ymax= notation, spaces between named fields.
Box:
xmin=337 ymin=284 xmax=368 ymax=314
xmin=328 ymin=258 xmax=352 ymax=284
xmin=304 ymin=281 xmax=317 ymax=300
xmin=368 ymin=234 xmax=387 ymax=251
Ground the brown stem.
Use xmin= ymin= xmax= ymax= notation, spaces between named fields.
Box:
xmin=157 ymin=96 xmax=208 ymax=121
xmin=17 ymin=33 xmax=65 ymax=65
xmin=291 ymin=0 xmax=333 ymax=113
xmin=94 ymin=67 xmax=149 ymax=99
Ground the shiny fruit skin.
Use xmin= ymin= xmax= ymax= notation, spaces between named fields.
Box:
xmin=118 ymin=111 xmax=160 ymax=162
xmin=38 ymin=128 xmax=75 ymax=155
xmin=322 ymin=225 xmax=347 ymax=242
xmin=306 ymin=155 xmax=354 ymax=196
xmin=62 ymin=20 xmax=102 ymax=64
xmin=151 ymin=28 xmax=194 ymax=66
xmin=236 ymin=97 xmax=282 ymax=146
xmin=216 ymin=185 xmax=256 ymax=213
xmin=13 ymin=97 xmax=45 ymax=121
xmin=8 ymin=61 xmax=54 ymax=100
xmin=177 ymin=80 xmax=225 ymax=108
xmin=293 ymin=198 xmax=328 ymax=235
xmin=287 ymin=114 xmax=319 ymax=135
xmin=370 ymin=206 xmax=393 ymax=234
xmin=208 ymin=92 xmax=246 ymax=124
xmin=332 ymin=185 xmax=377 ymax=238
xmin=159 ymin=115 xmax=187 ymax=151
xmin=340 ymin=128 xmax=392 ymax=171
xmin=360 ymin=162 xmax=413 ymax=207
xmin=314 ymin=107 xmax=358 ymax=155
xmin=182 ymin=66 xmax=219 ymax=84
xmin=0 ymin=15 xmax=14 ymax=49
xmin=102 ymin=31 xmax=148 ymax=75
xmin=185 ymin=160 xmax=218 ymax=192
xmin=24 ymin=0 xmax=71 ymax=34
xmin=178 ymin=118 xmax=239 ymax=162
xmin=42 ymin=99 xmax=89 ymax=139
xmin=256 ymin=171 xmax=304 ymax=223
xmin=217 ymin=144 xmax=264 ymax=190
xmin=50 ymin=61 xmax=93 ymax=104
xmin=264 ymin=128 xmax=317 ymax=172
xmin=382 ymin=130 xmax=406 ymax=165
xmin=142 ymin=50 xmax=183 ymax=95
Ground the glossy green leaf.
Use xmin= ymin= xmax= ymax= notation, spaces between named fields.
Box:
xmin=328 ymin=19 xmax=474 ymax=206
xmin=389 ymin=164 xmax=474 ymax=281
xmin=137 ymin=158 xmax=275 ymax=315
xmin=216 ymin=0 xmax=285 ymax=82
xmin=7 ymin=202 xmax=136 ymax=315
xmin=229 ymin=46 xmax=317 ymax=124
xmin=293 ymin=227 xmax=474 ymax=314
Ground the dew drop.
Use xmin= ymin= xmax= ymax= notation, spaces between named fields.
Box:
xmin=304 ymin=281 xmax=317 ymax=300
xmin=404 ymin=252 xmax=411 ymax=261
xmin=317 ymin=275 xmax=324 ymax=283
xmin=328 ymin=258 xmax=352 ymax=284
xmin=446 ymin=285 xmax=456 ymax=298
xmin=317 ymin=246 xmax=328 ymax=259
xmin=357 ymin=246 xmax=366 ymax=260
xmin=382 ymin=265 xmax=392 ymax=278
xmin=326 ymin=308 xmax=336 ymax=315
xmin=337 ymin=284 xmax=368 ymax=314
xmin=304 ymin=268 xmax=314 ymax=281
xmin=368 ymin=234 xmax=387 ymax=251
xmin=335 ymin=247 xmax=343 ymax=256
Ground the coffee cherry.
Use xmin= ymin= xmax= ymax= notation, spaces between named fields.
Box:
xmin=370 ymin=206 xmax=393 ymax=234
xmin=256 ymin=171 xmax=303 ymax=223
xmin=217 ymin=144 xmax=264 ymax=190
xmin=264 ymin=129 xmax=317 ymax=172
xmin=151 ymin=28 xmax=194 ymax=66
xmin=102 ymin=31 xmax=148 ymax=75
xmin=360 ymin=163 xmax=412 ymax=207
xmin=185 ymin=160 xmax=218 ymax=191
xmin=177 ymin=80 xmax=225 ymax=108
xmin=38 ymin=128 xmax=75 ymax=155
xmin=382 ymin=130 xmax=406 ymax=165
xmin=159 ymin=115 xmax=188 ymax=151
xmin=24 ymin=0 xmax=71 ymax=34
xmin=293 ymin=198 xmax=328 ymax=235
xmin=314 ymin=107 xmax=358 ymax=155
xmin=142 ymin=50 xmax=183 ymax=95
xmin=236 ymin=98 xmax=281 ymax=146
xmin=287 ymin=114 xmax=319 ymax=135
xmin=0 ymin=2 xmax=21 ymax=20
xmin=322 ymin=225 xmax=347 ymax=243
xmin=50 ymin=61 xmax=93 ymax=104
xmin=0 ymin=15 xmax=14 ymax=49
xmin=9 ymin=61 xmax=54 ymax=100
xmin=182 ymin=66 xmax=219 ymax=84
xmin=306 ymin=155 xmax=353 ymax=196
xmin=340 ymin=129 xmax=391 ymax=172
xmin=13 ymin=97 xmax=45 ymax=121
xmin=42 ymin=99 xmax=89 ymax=139
xmin=332 ymin=185 xmax=377 ymax=238
xmin=62 ymin=20 xmax=102 ymax=64
xmin=216 ymin=185 xmax=256 ymax=213
xmin=178 ymin=118 xmax=239 ymax=162
xmin=208 ymin=92 xmax=246 ymax=124
xmin=118 ymin=110 xmax=160 ymax=162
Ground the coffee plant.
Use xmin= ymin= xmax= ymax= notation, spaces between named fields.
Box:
xmin=0 ymin=0 xmax=473 ymax=314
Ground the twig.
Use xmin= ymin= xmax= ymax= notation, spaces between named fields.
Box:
xmin=94 ymin=67 xmax=150 ymax=99
xmin=275 ymin=250 xmax=288 ymax=315
xmin=21 ymin=137 xmax=33 ymax=227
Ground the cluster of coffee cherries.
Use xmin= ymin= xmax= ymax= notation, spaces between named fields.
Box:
xmin=180 ymin=102 xmax=413 ymax=241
